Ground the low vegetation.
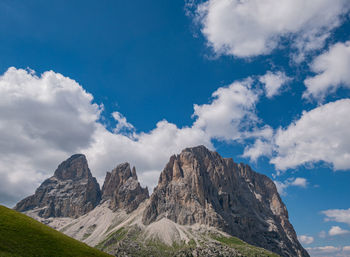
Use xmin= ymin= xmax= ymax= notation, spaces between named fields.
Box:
xmin=0 ymin=205 xmax=112 ymax=257
xmin=97 ymin=225 xmax=280 ymax=257
xmin=211 ymin=234 xmax=280 ymax=257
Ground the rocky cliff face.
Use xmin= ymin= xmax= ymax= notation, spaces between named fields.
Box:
xmin=102 ymin=163 xmax=149 ymax=213
xmin=142 ymin=146 xmax=309 ymax=257
xmin=14 ymin=154 xmax=101 ymax=218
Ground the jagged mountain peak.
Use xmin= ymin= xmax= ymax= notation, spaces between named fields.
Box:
xmin=54 ymin=153 xmax=90 ymax=180
xmin=102 ymin=162 xmax=148 ymax=213
xmin=14 ymin=154 xmax=101 ymax=218
xmin=181 ymin=144 xmax=212 ymax=155
xmin=143 ymin=145 xmax=308 ymax=257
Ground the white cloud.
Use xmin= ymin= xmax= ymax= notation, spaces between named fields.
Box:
xmin=244 ymin=98 xmax=350 ymax=172
xmin=83 ymin=78 xmax=271 ymax=190
xmin=259 ymin=71 xmax=291 ymax=98
xmin=271 ymin=99 xmax=350 ymax=171
xmin=192 ymin=78 xmax=261 ymax=141
xmin=304 ymin=41 xmax=350 ymax=100
xmin=343 ymin=246 xmax=350 ymax=252
xmin=290 ymin=177 xmax=308 ymax=187
xmin=274 ymin=177 xmax=307 ymax=195
xmin=4 ymin=67 xmax=348 ymax=211
xmin=83 ymin=121 xmax=212 ymax=190
xmin=0 ymin=67 xmax=101 ymax=206
xmin=322 ymin=208 xmax=350 ymax=226
xmin=306 ymin=246 xmax=350 ymax=257
xmin=329 ymin=226 xmax=350 ymax=236
xmin=306 ymin=246 xmax=342 ymax=257
xmin=195 ymin=0 xmax=350 ymax=58
xmin=112 ymin=111 xmax=135 ymax=135
xmin=298 ymin=235 xmax=314 ymax=245
xmin=0 ymin=67 xmax=266 ymax=207
xmin=307 ymin=246 xmax=340 ymax=253
xmin=242 ymin=138 xmax=273 ymax=162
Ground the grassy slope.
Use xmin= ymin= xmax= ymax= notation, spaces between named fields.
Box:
xmin=0 ymin=205 xmax=112 ymax=257
xmin=97 ymin=225 xmax=280 ymax=257
xmin=212 ymin=234 xmax=281 ymax=257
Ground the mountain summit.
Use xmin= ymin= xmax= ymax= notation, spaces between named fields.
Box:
xmin=142 ymin=145 xmax=308 ymax=257
xmin=14 ymin=154 xmax=101 ymax=218
xmin=101 ymin=162 xmax=149 ymax=213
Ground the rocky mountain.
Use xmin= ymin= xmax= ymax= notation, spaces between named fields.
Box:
xmin=101 ymin=163 xmax=149 ymax=213
xmin=14 ymin=154 xmax=101 ymax=218
xmin=14 ymin=146 xmax=309 ymax=257
xmin=142 ymin=146 xmax=309 ymax=257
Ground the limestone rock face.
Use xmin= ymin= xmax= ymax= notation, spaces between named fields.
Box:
xmin=142 ymin=146 xmax=309 ymax=257
xmin=14 ymin=154 xmax=101 ymax=218
xmin=102 ymin=163 xmax=149 ymax=213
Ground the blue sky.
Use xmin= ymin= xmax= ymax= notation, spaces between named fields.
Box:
xmin=0 ymin=1 xmax=350 ymax=256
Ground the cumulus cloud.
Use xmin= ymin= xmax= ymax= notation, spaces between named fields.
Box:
xmin=259 ymin=71 xmax=291 ymax=98
xmin=270 ymin=99 xmax=350 ymax=171
xmin=192 ymin=78 xmax=260 ymax=141
xmin=274 ymin=177 xmax=307 ymax=195
xmin=82 ymin=121 xmax=212 ymax=190
xmin=322 ymin=208 xmax=350 ymax=226
xmin=304 ymin=41 xmax=350 ymax=100
xmin=242 ymin=138 xmax=274 ymax=162
xmin=244 ymin=98 xmax=350 ymax=172
xmin=3 ymin=67 xmax=348 ymax=208
xmin=0 ymin=67 xmax=267 ymax=207
xmin=195 ymin=0 xmax=350 ymax=58
xmin=328 ymin=226 xmax=350 ymax=236
xmin=0 ymin=67 xmax=101 ymax=206
xmin=87 ymin=78 xmax=267 ymax=189
xmin=298 ymin=235 xmax=314 ymax=245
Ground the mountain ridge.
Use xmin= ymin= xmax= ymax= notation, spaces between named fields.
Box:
xmin=14 ymin=145 xmax=309 ymax=257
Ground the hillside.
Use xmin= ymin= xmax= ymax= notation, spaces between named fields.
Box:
xmin=94 ymin=218 xmax=282 ymax=257
xmin=0 ymin=205 xmax=112 ymax=257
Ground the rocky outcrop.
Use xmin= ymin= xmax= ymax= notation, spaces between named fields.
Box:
xmin=14 ymin=154 xmax=101 ymax=218
xmin=102 ymin=163 xmax=149 ymax=213
xmin=142 ymin=145 xmax=309 ymax=257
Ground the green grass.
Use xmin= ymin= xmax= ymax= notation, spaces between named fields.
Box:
xmin=97 ymin=226 xmax=195 ymax=257
xmin=0 ymin=205 xmax=112 ymax=257
xmin=213 ymin=235 xmax=246 ymax=246
xmin=96 ymin=227 xmax=127 ymax=249
xmin=97 ymin=225 xmax=281 ymax=257
xmin=212 ymin=234 xmax=280 ymax=257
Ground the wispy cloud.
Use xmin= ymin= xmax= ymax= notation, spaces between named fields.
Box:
xmin=322 ymin=208 xmax=350 ymax=226
xmin=274 ymin=177 xmax=307 ymax=195
xmin=298 ymin=235 xmax=314 ymax=245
